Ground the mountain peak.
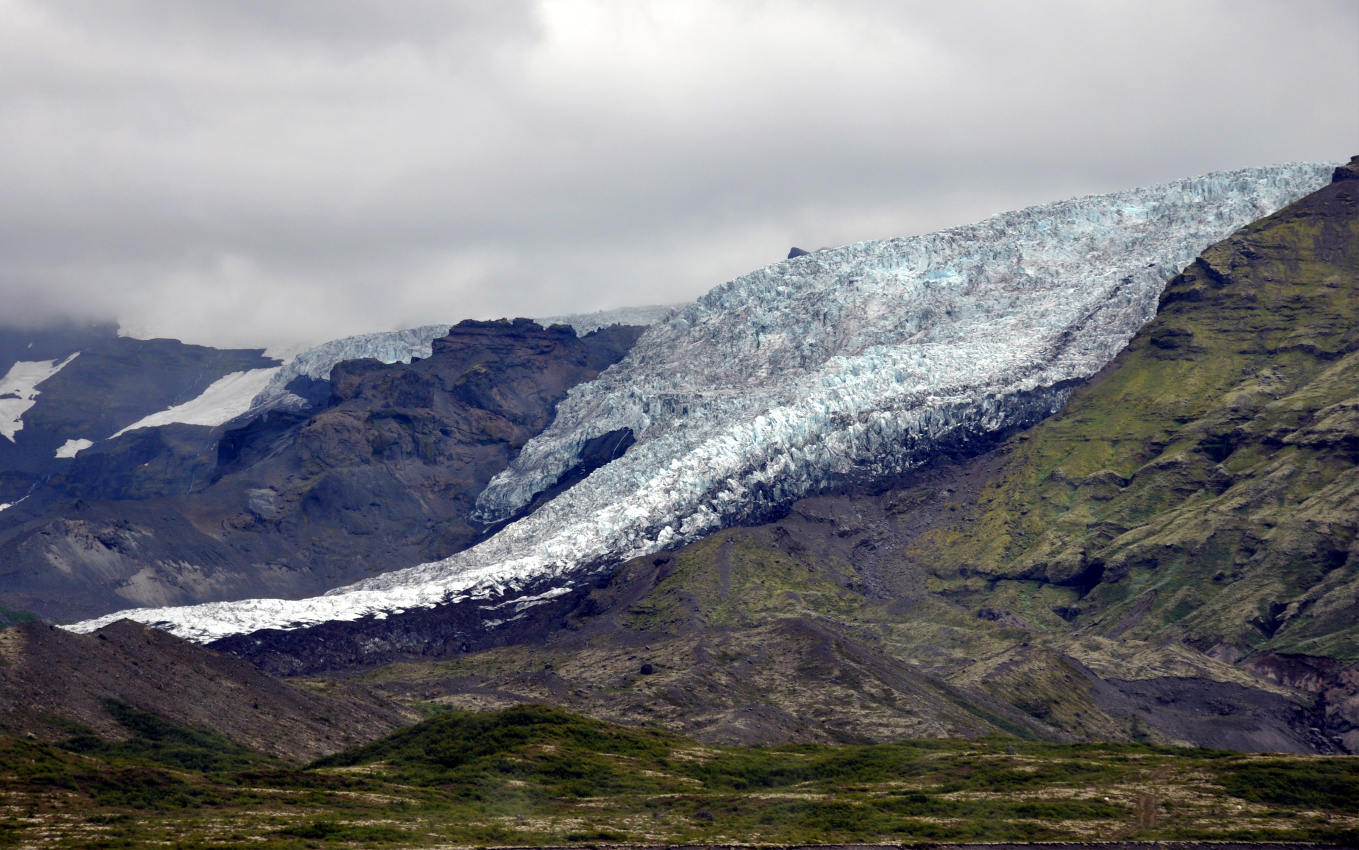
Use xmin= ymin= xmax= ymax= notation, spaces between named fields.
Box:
xmin=1333 ymin=154 xmax=1359 ymax=183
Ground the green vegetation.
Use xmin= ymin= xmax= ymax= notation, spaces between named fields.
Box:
xmin=1 ymin=703 xmax=1355 ymax=847
xmin=895 ymin=174 xmax=1359 ymax=658
xmin=0 ymin=605 xmax=35 ymax=629
xmin=1217 ymin=758 xmax=1359 ymax=809
xmin=57 ymin=700 xmax=273 ymax=774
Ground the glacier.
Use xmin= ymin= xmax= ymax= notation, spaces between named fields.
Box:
xmin=534 ymin=304 xmax=681 ymax=335
xmin=249 ymin=325 xmax=456 ymax=412
xmin=68 ymin=163 xmax=1334 ymax=642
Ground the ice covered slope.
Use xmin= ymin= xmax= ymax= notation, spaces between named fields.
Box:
xmin=69 ymin=163 xmax=1333 ymax=642
xmin=249 ymin=325 xmax=455 ymax=411
xmin=535 ymin=304 xmax=681 ymax=334
xmin=474 ymin=164 xmax=1333 ymax=524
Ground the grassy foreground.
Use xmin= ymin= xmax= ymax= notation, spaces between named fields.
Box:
xmin=0 ymin=703 xmax=1355 ymax=848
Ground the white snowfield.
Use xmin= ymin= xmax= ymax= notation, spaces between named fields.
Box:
xmin=0 ymin=353 xmax=79 ymax=442
xmin=68 ymin=163 xmax=1334 ymax=643
xmin=54 ymin=438 xmax=94 ymax=459
xmin=110 ymin=368 xmax=283 ymax=438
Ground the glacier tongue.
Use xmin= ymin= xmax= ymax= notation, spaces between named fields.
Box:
xmin=66 ymin=163 xmax=1333 ymax=643
xmin=473 ymin=163 xmax=1333 ymax=527
xmin=250 ymin=325 xmax=456 ymax=412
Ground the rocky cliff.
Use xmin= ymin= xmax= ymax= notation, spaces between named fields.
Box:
xmin=0 ymin=320 xmax=643 ymax=621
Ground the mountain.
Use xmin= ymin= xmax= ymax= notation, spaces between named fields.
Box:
xmin=0 ymin=619 xmax=411 ymax=761
xmin=0 ymin=323 xmax=278 ymax=507
xmin=68 ymin=162 xmax=1333 ymax=643
xmin=6 ymin=158 xmax=1351 ymax=758
xmin=0 ymin=319 xmax=644 ymax=621
xmin=897 ymin=158 xmax=1359 ymax=657
xmin=327 ymin=157 xmax=1358 ymax=753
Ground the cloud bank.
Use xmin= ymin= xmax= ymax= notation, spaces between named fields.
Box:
xmin=1 ymin=0 xmax=1355 ymax=347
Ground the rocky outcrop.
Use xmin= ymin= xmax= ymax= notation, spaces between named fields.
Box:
xmin=1333 ymin=153 xmax=1359 ymax=182
xmin=0 ymin=320 xmax=644 ymax=622
xmin=247 ymin=324 xmax=453 ymax=413
xmin=0 ymin=619 xmax=411 ymax=762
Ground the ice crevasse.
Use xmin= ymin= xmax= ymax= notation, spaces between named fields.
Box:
xmin=69 ymin=162 xmax=1334 ymax=642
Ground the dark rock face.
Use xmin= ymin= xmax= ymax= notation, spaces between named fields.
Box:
xmin=0 ymin=324 xmax=276 ymax=504
xmin=1332 ymin=153 xmax=1359 ymax=182
xmin=0 ymin=319 xmax=646 ymax=622
xmin=1246 ymin=654 xmax=1359 ymax=752
xmin=211 ymin=571 xmax=597 ymax=676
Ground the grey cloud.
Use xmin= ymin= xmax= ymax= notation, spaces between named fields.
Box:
xmin=40 ymin=0 xmax=542 ymax=53
xmin=0 ymin=0 xmax=1354 ymax=347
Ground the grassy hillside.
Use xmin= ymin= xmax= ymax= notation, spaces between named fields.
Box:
xmin=901 ymin=161 xmax=1359 ymax=659
xmin=0 ymin=703 xmax=1355 ymax=847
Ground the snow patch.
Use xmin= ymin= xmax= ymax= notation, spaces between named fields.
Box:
xmin=0 ymin=353 xmax=79 ymax=442
xmin=111 ymin=367 xmax=282 ymax=438
xmin=54 ymin=438 xmax=94 ymax=459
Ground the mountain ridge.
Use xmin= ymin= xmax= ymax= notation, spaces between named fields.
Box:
xmin=4 ymin=158 xmax=1353 ymax=757
xmin=0 ymin=619 xmax=411 ymax=762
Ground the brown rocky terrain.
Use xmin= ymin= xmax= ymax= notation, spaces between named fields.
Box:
xmin=0 ymin=619 xmax=413 ymax=761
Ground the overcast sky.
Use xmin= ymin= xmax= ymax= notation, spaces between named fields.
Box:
xmin=1 ymin=0 xmax=1355 ymax=349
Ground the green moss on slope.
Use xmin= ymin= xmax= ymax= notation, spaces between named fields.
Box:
xmin=5 ymin=705 xmax=1357 ymax=846
xmin=903 ymin=165 xmax=1359 ymax=657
